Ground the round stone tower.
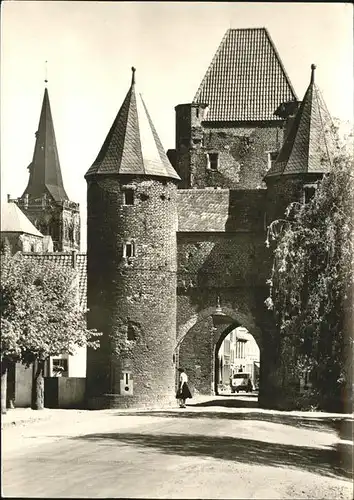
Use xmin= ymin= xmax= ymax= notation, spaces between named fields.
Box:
xmin=85 ymin=68 xmax=180 ymax=409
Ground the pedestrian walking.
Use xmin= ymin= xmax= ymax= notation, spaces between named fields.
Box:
xmin=176 ymin=368 xmax=192 ymax=408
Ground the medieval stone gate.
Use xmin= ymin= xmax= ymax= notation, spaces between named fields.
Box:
xmin=11 ymin=29 xmax=332 ymax=411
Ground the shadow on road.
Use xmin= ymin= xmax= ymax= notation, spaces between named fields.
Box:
xmin=191 ymin=397 xmax=258 ymax=408
xmin=72 ymin=431 xmax=352 ymax=480
xmin=111 ymin=406 xmax=353 ymax=441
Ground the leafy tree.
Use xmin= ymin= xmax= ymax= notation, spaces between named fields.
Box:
xmin=265 ymin=122 xmax=353 ymax=411
xmin=1 ymin=252 xmax=100 ymax=412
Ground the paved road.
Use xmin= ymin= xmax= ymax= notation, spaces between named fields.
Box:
xmin=2 ymin=396 xmax=352 ymax=499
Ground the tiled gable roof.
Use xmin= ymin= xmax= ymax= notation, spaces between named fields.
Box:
xmin=21 ymin=252 xmax=87 ymax=310
xmin=1 ymin=202 xmax=43 ymax=237
xmin=266 ymin=65 xmax=334 ymax=177
xmin=22 ymin=88 xmax=69 ymax=202
xmin=86 ymin=69 xmax=180 ymax=181
xmin=194 ymin=28 xmax=297 ymax=122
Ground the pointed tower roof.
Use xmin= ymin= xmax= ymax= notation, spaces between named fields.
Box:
xmin=266 ymin=64 xmax=334 ymax=178
xmin=194 ymin=28 xmax=298 ymax=122
xmin=85 ymin=68 xmax=180 ymax=180
xmin=22 ymin=86 xmax=68 ymax=201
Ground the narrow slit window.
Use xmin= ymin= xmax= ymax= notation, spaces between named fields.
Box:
xmin=267 ymin=151 xmax=278 ymax=171
xmin=124 ymin=189 xmax=134 ymax=205
xmin=124 ymin=241 xmax=135 ymax=258
xmin=127 ymin=324 xmax=136 ymax=341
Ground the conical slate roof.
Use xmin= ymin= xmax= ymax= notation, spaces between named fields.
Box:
xmin=86 ymin=68 xmax=180 ymax=180
xmin=1 ymin=202 xmax=43 ymax=237
xmin=22 ymin=88 xmax=69 ymax=201
xmin=266 ymin=65 xmax=334 ymax=178
xmin=194 ymin=28 xmax=297 ymax=122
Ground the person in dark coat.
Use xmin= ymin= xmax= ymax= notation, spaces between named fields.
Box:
xmin=176 ymin=368 xmax=192 ymax=408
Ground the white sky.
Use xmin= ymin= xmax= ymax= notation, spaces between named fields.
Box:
xmin=1 ymin=1 xmax=353 ymax=251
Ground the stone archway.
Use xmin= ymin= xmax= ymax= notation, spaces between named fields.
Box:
xmin=176 ymin=306 xmax=262 ymax=349
xmin=175 ymin=306 xmax=262 ymax=396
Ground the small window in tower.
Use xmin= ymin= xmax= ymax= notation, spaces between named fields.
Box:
xmin=123 ymin=241 xmax=135 ymax=258
xmin=207 ymin=153 xmax=219 ymax=171
xmin=127 ymin=323 xmax=136 ymax=341
xmin=196 ymin=108 xmax=199 ymax=119
xmin=304 ymin=186 xmax=316 ymax=204
xmin=267 ymin=151 xmax=278 ymax=171
xmin=124 ymin=189 xmax=134 ymax=205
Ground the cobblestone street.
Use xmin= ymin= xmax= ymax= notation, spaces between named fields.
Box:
xmin=2 ymin=395 xmax=353 ymax=499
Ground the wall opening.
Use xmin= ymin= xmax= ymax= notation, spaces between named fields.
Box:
xmin=207 ymin=152 xmax=219 ymax=171
xmin=124 ymin=189 xmax=135 ymax=205
xmin=123 ymin=241 xmax=135 ymax=258
xmin=215 ymin=326 xmax=260 ymax=397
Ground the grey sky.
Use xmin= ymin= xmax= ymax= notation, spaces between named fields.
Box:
xmin=1 ymin=1 xmax=353 ymax=250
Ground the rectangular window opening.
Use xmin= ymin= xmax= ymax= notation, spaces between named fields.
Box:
xmin=124 ymin=242 xmax=135 ymax=258
xmin=127 ymin=324 xmax=136 ymax=341
xmin=267 ymin=151 xmax=278 ymax=171
xmin=208 ymin=153 xmax=219 ymax=171
xmin=124 ymin=189 xmax=134 ymax=205
xmin=304 ymin=186 xmax=316 ymax=203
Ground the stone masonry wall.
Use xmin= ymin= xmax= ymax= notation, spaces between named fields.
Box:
xmin=175 ymin=121 xmax=284 ymax=190
xmin=177 ymin=232 xmax=271 ymax=290
xmin=86 ymin=175 xmax=178 ymax=409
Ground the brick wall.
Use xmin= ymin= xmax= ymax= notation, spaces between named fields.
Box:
xmin=265 ymin=173 xmax=324 ymax=225
xmin=86 ymin=175 xmax=178 ymax=409
xmin=177 ymin=231 xmax=271 ymax=289
xmin=174 ymin=110 xmax=284 ymax=190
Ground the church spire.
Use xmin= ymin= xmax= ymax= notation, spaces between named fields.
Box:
xmin=22 ymin=86 xmax=68 ymax=201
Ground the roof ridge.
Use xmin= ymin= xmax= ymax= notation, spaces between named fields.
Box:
xmin=264 ymin=29 xmax=298 ymax=101
xmin=311 ymin=83 xmax=333 ymax=169
xmin=193 ymin=30 xmax=229 ymax=103
xmin=137 ymin=91 xmax=147 ymax=175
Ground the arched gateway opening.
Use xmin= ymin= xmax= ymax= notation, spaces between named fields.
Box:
xmin=175 ymin=305 xmax=261 ymax=398
xmin=215 ymin=325 xmax=260 ymax=396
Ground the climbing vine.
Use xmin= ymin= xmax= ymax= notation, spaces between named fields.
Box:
xmin=266 ymin=121 xmax=354 ymax=410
